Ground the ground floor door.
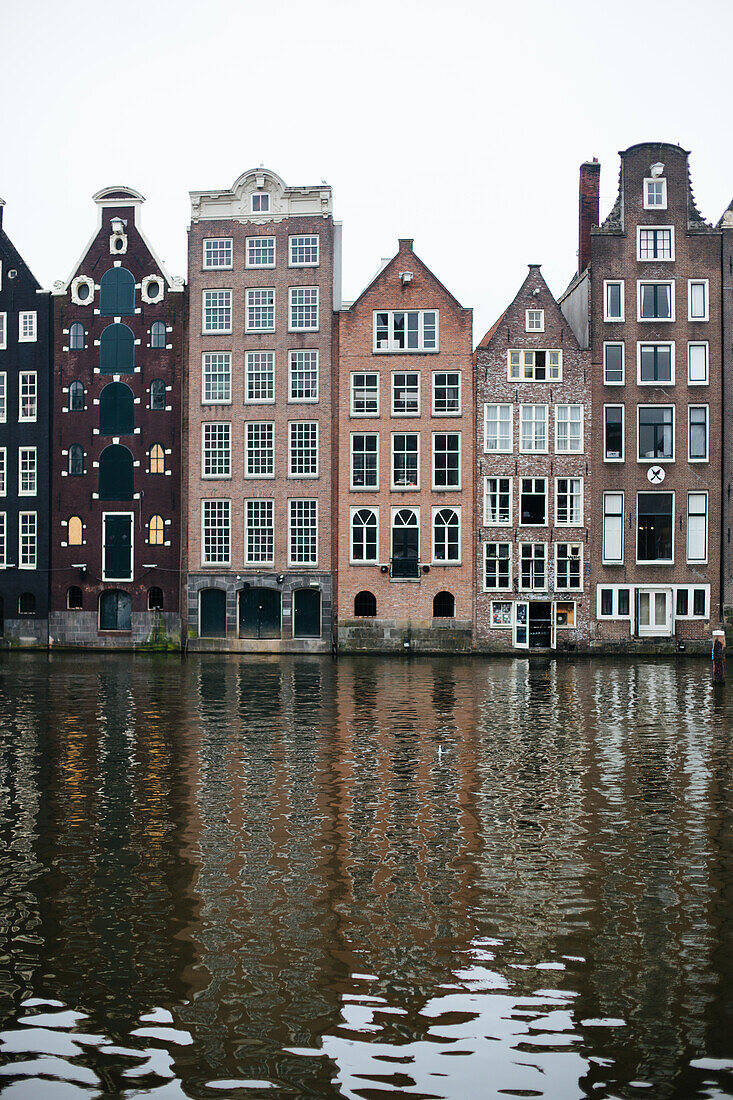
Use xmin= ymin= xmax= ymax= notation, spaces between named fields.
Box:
xmin=638 ymin=589 xmax=672 ymax=636
xmin=514 ymin=601 xmax=529 ymax=648
xmin=293 ymin=588 xmax=321 ymax=638
xmin=239 ymin=587 xmax=281 ymax=639
xmin=103 ymin=515 xmax=133 ymax=581
xmin=200 ymin=588 xmax=226 ymax=637
xmin=529 ymin=601 xmax=553 ymax=649
xmin=99 ymin=590 xmax=132 ymax=631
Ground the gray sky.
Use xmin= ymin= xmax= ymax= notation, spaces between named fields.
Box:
xmin=4 ymin=0 xmax=733 ymax=341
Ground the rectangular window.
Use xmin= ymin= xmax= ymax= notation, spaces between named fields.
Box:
xmin=687 ymin=493 xmax=707 ymax=563
xmin=392 ymin=434 xmax=419 ymax=489
xmin=644 ymin=178 xmax=667 ymax=209
xmin=203 ymin=289 xmax=232 ymax=333
xmin=555 ymin=405 xmax=583 ymax=453
xmin=289 ymin=287 xmax=319 ymax=330
xmin=677 ymin=588 xmax=689 ymax=617
xmin=289 ymin=235 xmax=319 ymax=266
xmin=519 ymin=477 xmax=547 ymax=526
xmin=289 ymin=499 xmax=318 ymax=565
xmin=392 ymin=372 xmax=420 ymax=415
xmin=246 ymin=236 xmax=275 ymax=267
xmin=374 ymin=310 xmax=438 ymax=352
xmin=432 ymin=433 xmax=460 ymax=489
xmin=525 ymin=309 xmax=544 ymax=331
xmin=246 ymin=288 xmax=275 ymax=332
xmin=19 ymin=312 xmax=37 ymax=342
xmin=245 ymin=499 xmax=274 ymax=565
xmin=245 ymin=351 xmax=275 ymax=403
xmin=19 ymin=511 xmax=37 ymax=568
xmin=637 ymin=227 xmax=674 ymax=260
xmin=0 ymin=513 xmax=5 ymax=567
xmin=0 ymin=313 xmax=5 ymax=349
xmin=0 ymin=374 xmax=5 ymax=422
xmin=351 ymin=372 xmax=379 ymax=416
xmin=289 ymin=350 xmax=318 ymax=402
xmin=351 ymin=433 xmax=379 ymax=489
xmin=519 ymin=404 xmax=547 ymax=453
xmin=688 ymin=342 xmax=708 ymax=385
xmin=202 ymin=422 xmax=231 ymax=478
xmin=603 ymin=493 xmax=624 ymax=563
xmin=638 ymin=406 xmax=674 ymax=461
xmin=484 ymin=477 xmax=512 ymax=527
xmin=604 ymin=342 xmax=624 ymax=385
xmin=638 ymin=342 xmax=674 ymax=384
xmin=556 ymin=478 xmax=583 ymax=526
xmin=484 ymin=404 xmax=512 ymax=452
xmin=638 ymin=281 xmax=674 ymax=321
xmin=689 ymin=405 xmax=708 ymax=461
xmin=491 ymin=601 xmax=513 ymax=627
xmin=519 ymin=543 xmax=547 ymax=590
xmin=252 ymin=193 xmax=270 ymax=213
xmin=618 ymin=588 xmax=630 ymax=616
xmin=484 ymin=543 xmax=512 ymax=591
xmin=18 ymin=447 xmax=37 ymax=496
xmin=202 ymin=500 xmax=230 ymax=565
xmin=288 ymin=421 xmax=318 ymax=477
xmin=432 ymin=372 xmax=461 ymax=415
xmin=604 ymin=405 xmax=624 ymax=460
xmin=202 ymin=352 xmax=232 ymax=404
xmin=604 ymin=281 xmax=624 ymax=321
xmin=0 ymin=448 xmax=5 ymax=496
xmin=203 ymin=238 xmax=233 ymax=269
xmin=555 ymin=544 xmax=582 ymax=590
xmin=637 ymin=492 xmax=673 ymax=563
xmin=245 ymin=422 xmax=275 ymax=477
xmin=18 ymin=372 xmax=37 ymax=421
xmin=693 ymin=588 xmax=707 ymax=616
xmin=688 ymin=280 xmax=709 ymax=321
xmin=508 ymin=350 xmax=561 ymax=382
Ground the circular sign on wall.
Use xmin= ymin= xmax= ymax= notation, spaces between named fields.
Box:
xmin=647 ymin=465 xmax=666 ymax=484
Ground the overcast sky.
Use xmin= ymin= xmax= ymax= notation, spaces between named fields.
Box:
xmin=3 ymin=0 xmax=733 ymax=341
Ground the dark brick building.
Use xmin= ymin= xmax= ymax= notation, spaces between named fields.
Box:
xmin=0 ymin=197 xmax=52 ymax=645
xmin=49 ymin=187 xmax=184 ymax=647
xmin=561 ymin=144 xmax=722 ymax=650
xmin=719 ymin=201 xmax=733 ymax=627
xmin=476 ymin=265 xmax=591 ymax=651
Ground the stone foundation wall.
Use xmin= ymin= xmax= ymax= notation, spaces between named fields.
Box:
xmin=1 ymin=618 xmax=49 ymax=647
xmin=337 ymin=618 xmax=473 ymax=654
xmin=48 ymin=611 xmax=181 ymax=650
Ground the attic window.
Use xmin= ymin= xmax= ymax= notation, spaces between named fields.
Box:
xmin=644 ymin=177 xmax=667 ymax=210
xmin=526 ymin=309 xmax=544 ymax=332
xmin=252 ymin=193 xmax=270 ymax=213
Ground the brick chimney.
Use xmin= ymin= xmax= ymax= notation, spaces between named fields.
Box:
xmin=578 ymin=159 xmax=600 ymax=274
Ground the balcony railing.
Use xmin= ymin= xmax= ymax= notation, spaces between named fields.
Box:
xmin=390 ymin=557 xmax=420 ymax=579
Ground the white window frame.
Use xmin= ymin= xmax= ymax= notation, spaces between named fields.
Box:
xmin=289 ymin=235 xmax=319 ymax=267
xmin=555 ymin=404 xmax=583 ymax=454
xmin=245 ymin=236 xmax=276 ymax=268
xmin=18 ymin=510 xmax=37 ymax=570
xmin=0 ymin=313 xmax=6 ymax=350
xmin=602 ymin=492 xmax=624 ymax=564
xmin=432 ymin=371 xmax=461 ymax=416
xmin=251 ymin=192 xmax=270 ymax=213
xmin=0 ymin=448 xmax=5 ymax=496
xmin=391 ymin=433 xmax=420 ymax=491
xmin=288 ymin=286 xmax=319 ymax=332
xmin=350 ymin=506 xmax=379 ymax=564
xmin=519 ymin=404 xmax=548 ymax=454
xmin=483 ymin=476 xmax=512 ymax=528
xmin=604 ymin=280 xmax=624 ymax=322
xmin=18 ymin=372 xmax=38 ymax=422
xmin=245 ymin=351 xmax=275 ymax=404
xmin=674 ymin=585 xmax=710 ymax=620
xmin=687 ymin=492 xmax=708 ymax=564
xmin=637 ymin=341 xmax=675 ymax=386
xmin=508 ymin=350 xmax=562 ymax=382
xmin=432 ymin=505 xmax=461 ymax=565
xmin=688 ymin=279 xmax=709 ymax=322
xmin=555 ymin=477 xmax=584 ymax=527
xmin=351 ymin=372 xmax=379 ymax=417
xmin=201 ymin=422 xmax=232 ymax=479
xmin=202 ymin=289 xmax=232 ymax=334
xmin=201 ymin=499 xmax=231 ymax=566
xmin=288 ymin=420 xmax=319 ymax=478
xmin=18 ymin=446 xmax=37 ymax=497
xmin=603 ymin=342 xmax=625 ymax=386
xmin=101 ymin=511 xmax=133 ymax=581
xmin=350 ymin=432 xmax=379 ymax=491
xmin=644 ymin=177 xmax=667 ymax=210
xmin=637 ymin=404 xmax=675 ymax=463
xmin=288 ymin=498 xmax=318 ymax=566
xmin=525 ymin=308 xmax=544 ymax=332
xmin=597 ymin=585 xmax=633 ymax=620
xmin=603 ymin=404 xmax=625 ymax=462
xmin=483 ymin=542 xmax=512 ymax=592
xmin=373 ymin=310 xmax=439 ymax=353
xmin=391 ymin=371 xmax=420 ymax=416
xmin=519 ymin=477 xmax=548 ymax=528
xmin=0 ymin=374 xmax=5 ymax=423
xmin=687 ymin=342 xmax=709 ymax=386
xmin=244 ymin=499 xmax=275 ymax=566
xmin=18 ymin=312 xmax=37 ymax=343
xmin=0 ymin=512 xmax=5 ymax=568
xmin=245 ymin=288 xmax=275 ymax=333
xmin=637 ymin=279 xmax=675 ymax=323
xmin=688 ymin=405 xmax=709 ymax=463
xmin=288 ymin=350 xmax=319 ymax=403
xmin=245 ymin=421 xmax=275 ymax=479
xmin=432 ymin=432 xmax=461 ymax=491
xmin=202 ymin=238 xmax=233 ymax=270
xmin=636 ymin=225 xmax=675 ymax=261
xmin=555 ymin=543 xmax=583 ymax=592
xmin=636 ymin=491 xmax=675 ymax=565
xmin=518 ymin=542 xmax=547 ymax=592
xmin=490 ymin=600 xmax=513 ymax=629
xmin=202 ymin=352 xmax=232 ymax=405
xmin=484 ymin=404 xmax=513 ymax=453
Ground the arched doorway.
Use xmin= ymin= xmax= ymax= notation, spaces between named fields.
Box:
xmin=199 ymin=588 xmax=227 ymax=637
xmin=99 ymin=444 xmax=134 ymax=500
xmin=238 ymin=587 xmax=281 ymax=639
xmin=293 ymin=588 xmax=321 ymax=638
xmin=99 ymin=590 xmax=132 ymax=631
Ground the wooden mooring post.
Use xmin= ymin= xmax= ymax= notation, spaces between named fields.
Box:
xmin=712 ymin=630 xmax=726 ymax=684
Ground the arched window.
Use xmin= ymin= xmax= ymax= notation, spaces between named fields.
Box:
xmin=354 ymin=591 xmax=377 ymax=617
xmin=99 ymin=382 xmax=134 ymax=435
xmin=149 ymin=379 xmax=166 ymax=410
xmin=149 ymin=444 xmax=165 ymax=474
xmin=18 ymin=593 xmax=36 ymax=615
xmin=99 ymin=444 xmax=134 ymax=501
xmin=67 ymin=586 xmax=83 ymax=610
xmin=69 ymin=381 xmax=85 ymax=411
xmin=100 ymin=267 xmax=135 ymax=316
xmin=148 ymin=587 xmax=164 ymax=611
xmin=351 ymin=508 xmax=377 ymax=562
xmin=433 ymin=508 xmax=460 ymax=562
xmin=148 ymin=515 xmax=164 ymax=544
xmin=68 ymin=516 xmax=83 ymax=545
xmin=68 ymin=444 xmax=84 ymax=476
xmin=150 ymin=321 xmax=166 ymax=348
xmin=433 ymin=591 xmax=455 ymax=618
xmin=391 ymin=508 xmax=419 ymax=577
xmin=100 ymin=323 xmax=135 ymax=373
xmin=69 ymin=322 xmax=85 ymax=350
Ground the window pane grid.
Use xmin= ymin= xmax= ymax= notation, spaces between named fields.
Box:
xmin=289 ymin=499 xmax=318 ymax=564
xmin=392 ymin=434 xmax=419 ymax=488
xmin=246 ymin=289 xmax=275 ymax=331
xmin=556 ymin=478 xmax=583 ymax=526
xmin=519 ymin=405 xmax=547 ymax=452
xmin=245 ymin=352 xmax=275 ymax=402
xmin=556 ymin=405 xmax=582 ymax=452
xmin=289 ymin=350 xmax=318 ymax=401
xmin=247 ymin=237 xmax=275 ymax=266
xmin=351 ymin=508 xmax=377 ymax=562
xmin=203 ymin=239 xmax=233 ymax=268
xmin=202 ymin=423 xmax=231 ymax=477
xmin=484 ymin=543 xmax=511 ymax=590
xmin=351 ymin=372 xmax=378 ymax=415
xmin=433 ymin=372 xmax=460 ymax=414
xmin=202 ymin=500 xmax=230 ymax=564
xmin=433 ymin=433 xmax=460 ymax=488
xmin=289 ymin=422 xmax=318 ymax=476
xmin=433 ymin=508 xmax=459 ymax=561
xmin=245 ymin=499 xmax=274 ymax=564
xmin=19 ymin=512 xmax=37 ymax=568
xmin=555 ymin=544 xmax=582 ymax=589
xmin=246 ymin=422 xmax=274 ymax=477
xmin=203 ymin=352 xmax=232 ymax=403
xmin=19 ymin=448 xmax=37 ymax=495
xmin=484 ymin=477 xmax=511 ymax=526
xmin=19 ymin=373 xmax=37 ymax=421
xmin=203 ymin=290 xmax=232 ymax=332
xmin=519 ymin=543 xmax=546 ymax=590
xmin=351 ymin=434 xmax=378 ymax=488
xmin=392 ymin=373 xmax=419 ymax=414
xmin=290 ymin=236 xmax=319 ymax=265
xmin=289 ymin=287 xmax=319 ymax=330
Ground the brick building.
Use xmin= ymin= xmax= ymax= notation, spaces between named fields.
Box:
xmin=0 ymin=198 xmax=51 ymax=646
xmin=719 ymin=201 xmax=733 ymax=627
xmin=561 ymin=144 xmax=722 ymax=649
xmin=475 ymin=265 xmax=591 ymax=651
xmin=336 ymin=239 xmax=474 ymax=651
xmin=49 ymin=187 xmax=184 ymax=647
xmin=184 ymin=168 xmax=340 ymax=651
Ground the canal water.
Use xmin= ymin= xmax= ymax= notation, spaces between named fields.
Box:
xmin=0 ymin=654 xmax=732 ymax=1100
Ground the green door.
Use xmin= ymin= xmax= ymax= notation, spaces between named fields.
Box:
xmin=200 ymin=588 xmax=227 ymax=637
xmin=103 ymin=515 xmax=133 ymax=580
xmin=293 ymin=588 xmax=321 ymax=638
xmin=239 ymin=587 xmax=281 ymax=639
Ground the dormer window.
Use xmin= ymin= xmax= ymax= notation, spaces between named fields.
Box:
xmin=526 ymin=309 xmax=544 ymax=332
xmin=252 ymin=193 xmax=270 ymax=213
xmin=644 ymin=177 xmax=667 ymax=209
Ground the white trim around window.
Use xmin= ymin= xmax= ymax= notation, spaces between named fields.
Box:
xmin=483 ymin=476 xmax=512 ymax=527
xmin=688 ymin=279 xmax=709 ymax=322
xmin=637 ymin=404 xmax=675 ymax=463
xmin=554 ymin=404 xmax=584 ymax=454
xmin=246 ymin=236 xmax=276 ymax=268
xmin=201 ymin=499 xmax=231 ymax=566
xmin=636 ymin=341 xmax=675 ymax=386
xmin=643 ymin=177 xmax=667 ymax=210
xmin=688 ymin=405 xmax=709 ymax=462
xmin=525 ymin=308 xmax=544 ymax=332
xmin=18 ymin=446 xmax=37 ymax=496
xmin=349 ymin=505 xmax=379 ymax=564
xmin=603 ymin=341 xmax=624 ymax=385
xmin=635 ymin=491 xmax=675 ymax=565
xmin=687 ymin=342 xmax=709 ymax=386
xmin=202 ymin=238 xmax=233 ymax=269
xmin=0 ymin=313 xmax=6 ymax=350
xmin=637 ymin=280 xmax=675 ymax=322
xmin=687 ymin=491 xmax=708 ymax=564
xmin=636 ymin=225 xmax=675 ymax=261
xmin=431 ymin=431 xmax=461 ymax=490
xmin=603 ymin=404 xmax=624 ymax=462
xmin=484 ymin=403 xmax=513 ymax=453
xmin=18 ymin=312 xmax=37 ymax=343
xmin=603 ymin=280 xmax=624 ymax=322
xmin=18 ymin=510 xmax=37 ymax=569
xmin=602 ymin=491 xmax=624 ymax=564
xmin=431 ymin=505 xmax=461 ymax=565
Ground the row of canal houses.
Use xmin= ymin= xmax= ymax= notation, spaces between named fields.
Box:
xmin=0 ymin=141 xmax=730 ymax=653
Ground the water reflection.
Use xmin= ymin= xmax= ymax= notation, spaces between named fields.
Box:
xmin=0 ymin=654 xmax=731 ymax=1098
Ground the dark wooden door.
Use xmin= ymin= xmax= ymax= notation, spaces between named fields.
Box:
xmin=239 ymin=587 xmax=281 ymax=639
xmin=200 ymin=589 xmax=226 ymax=637
xmin=293 ymin=588 xmax=321 ymax=638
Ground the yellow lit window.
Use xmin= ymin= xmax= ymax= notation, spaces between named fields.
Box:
xmin=148 ymin=514 xmax=164 ymax=545
xmin=68 ymin=515 xmax=83 ymax=545
xmin=149 ymin=444 xmax=165 ymax=474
